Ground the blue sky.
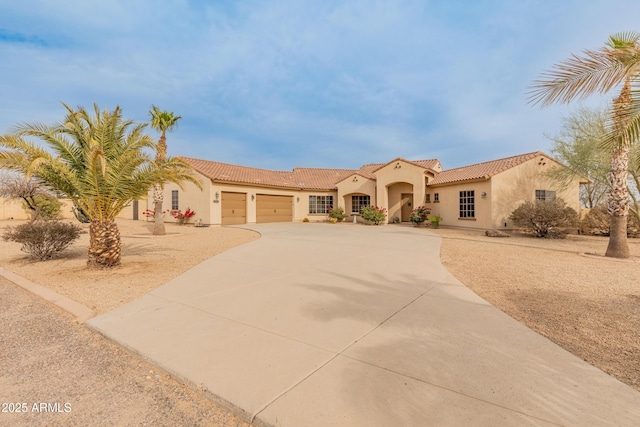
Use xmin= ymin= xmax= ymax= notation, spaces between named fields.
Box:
xmin=2 ymin=1 xmax=639 ymax=171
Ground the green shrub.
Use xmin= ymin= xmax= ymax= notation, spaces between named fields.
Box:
xmin=509 ymin=198 xmax=578 ymax=238
xmin=360 ymin=206 xmax=387 ymax=225
xmin=328 ymin=206 xmax=346 ymax=221
xmin=2 ymin=221 xmax=82 ymax=260
xmin=409 ymin=206 xmax=430 ymax=226
xmin=23 ymin=195 xmax=62 ymax=220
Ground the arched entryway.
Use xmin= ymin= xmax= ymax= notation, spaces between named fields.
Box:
xmin=387 ymin=182 xmax=414 ymax=223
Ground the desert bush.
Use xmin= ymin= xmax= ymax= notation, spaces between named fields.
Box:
xmin=23 ymin=195 xmax=63 ymax=220
xmin=328 ymin=206 xmax=346 ymax=221
xmin=581 ymin=205 xmax=640 ymax=237
xmin=509 ymin=198 xmax=578 ymax=238
xmin=360 ymin=206 xmax=387 ymax=225
xmin=2 ymin=221 xmax=82 ymax=260
xmin=409 ymin=206 xmax=430 ymax=226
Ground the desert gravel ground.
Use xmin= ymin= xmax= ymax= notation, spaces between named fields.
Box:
xmin=0 ymin=220 xmax=258 ymax=426
xmin=432 ymin=226 xmax=640 ymax=392
xmin=1 ymin=219 xmax=639 ymax=426
xmin=0 ymin=276 xmax=252 ymax=427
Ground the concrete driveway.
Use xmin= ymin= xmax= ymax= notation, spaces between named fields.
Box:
xmin=88 ymin=223 xmax=640 ymax=426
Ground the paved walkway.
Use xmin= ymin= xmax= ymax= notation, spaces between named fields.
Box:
xmin=88 ymin=223 xmax=640 ymax=426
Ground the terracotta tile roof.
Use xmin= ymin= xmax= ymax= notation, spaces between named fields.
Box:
xmin=428 ymin=151 xmax=543 ymax=186
xmin=181 ymin=157 xmax=354 ymax=190
xmin=181 ymin=152 xmax=545 ymax=190
xmin=358 ymin=158 xmax=441 ymax=177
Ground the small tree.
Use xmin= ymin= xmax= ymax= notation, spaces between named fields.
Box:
xmin=510 ymin=198 xmax=579 ymax=238
xmin=25 ymin=195 xmax=62 ymax=220
xmin=0 ymin=174 xmax=57 ymax=221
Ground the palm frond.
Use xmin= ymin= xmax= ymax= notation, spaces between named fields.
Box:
xmin=528 ymin=47 xmax=629 ymax=106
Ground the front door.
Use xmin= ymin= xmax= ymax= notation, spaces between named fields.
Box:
xmin=401 ymin=193 xmax=413 ymax=222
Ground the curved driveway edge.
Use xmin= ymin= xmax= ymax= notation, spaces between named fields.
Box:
xmin=0 ymin=266 xmax=94 ymax=323
xmin=88 ymin=223 xmax=640 ymax=426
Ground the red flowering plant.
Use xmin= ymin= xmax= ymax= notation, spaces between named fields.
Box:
xmin=360 ymin=205 xmax=387 ymax=225
xmin=142 ymin=209 xmax=167 ymax=218
xmin=409 ymin=206 xmax=431 ymax=226
xmin=171 ymin=208 xmax=196 ymax=225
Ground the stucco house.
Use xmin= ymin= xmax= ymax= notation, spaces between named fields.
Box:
xmin=127 ymin=151 xmax=584 ymax=230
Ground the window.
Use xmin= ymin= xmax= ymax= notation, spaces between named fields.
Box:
xmin=351 ymin=195 xmax=370 ymax=214
xmin=171 ymin=190 xmax=179 ymax=210
xmin=425 ymin=194 xmax=431 ymax=203
xmin=434 ymin=193 xmax=439 ymax=202
xmin=535 ymin=190 xmax=556 ymax=201
xmin=309 ymin=195 xmax=333 ymax=214
xmin=459 ymin=190 xmax=475 ymax=218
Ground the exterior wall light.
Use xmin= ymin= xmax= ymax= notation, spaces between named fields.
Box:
xmin=214 ymin=191 xmax=220 ymax=203
xmin=481 ymin=192 xmax=487 ymax=198
xmin=251 ymin=194 xmax=255 ymax=201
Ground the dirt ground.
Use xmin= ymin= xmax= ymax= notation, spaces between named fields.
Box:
xmin=1 ymin=219 xmax=639 ymax=426
xmin=0 ymin=219 xmax=258 ymax=426
xmin=0 ymin=276 xmax=252 ymax=427
xmin=432 ymin=227 xmax=640 ymax=392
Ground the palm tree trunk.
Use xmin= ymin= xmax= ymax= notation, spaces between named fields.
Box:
xmin=152 ymin=183 xmax=166 ymax=235
xmin=88 ymin=219 xmax=121 ymax=267
xmin=605 ymin=79 xmax=632 ymax=258
xmin=153 ymin=132 xmax=167 ymax=236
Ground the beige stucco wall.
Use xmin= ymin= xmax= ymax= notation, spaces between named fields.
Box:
xmin=0 ymin=197 xmax=75 ymax=220
xmin=336 ymin=174 xmax=377 ymax=222
xmin=160 ymin=177 xmax=338 ymax=225
xmin=425 ymin=180 xmax=493 ymax=229
xmin=147 ymin=172 xmax=212 ymax=224
xmin=490 ymin=155 xmax=581 ymax=229
xmin=426 ymin=154 xmax=582 ymax=230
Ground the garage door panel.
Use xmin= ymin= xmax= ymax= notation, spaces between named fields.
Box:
xmin=256 ymin=195 xmax=292 ymax=223
xmin=222 ymin=192 xmax=246 ymax=225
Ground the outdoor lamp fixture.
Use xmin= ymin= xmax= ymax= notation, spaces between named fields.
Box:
xmin=297 ymin=196 xmax=300 ymax=202
xmin=481 ymin=192 xmax=487 ymax=198
xmin=214 ymin=191 xmax=220 ymax=203
xmin=251 ymin=194 xmax=255 ymax=201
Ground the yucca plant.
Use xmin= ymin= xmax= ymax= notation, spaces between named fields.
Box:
xmin=0 ymin=103 xmax=199 ymax=267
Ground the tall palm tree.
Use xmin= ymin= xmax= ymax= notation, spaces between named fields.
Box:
xmin=529 ymin=31 xmax=640 ymax=258
xmin=149 ymin=105 xmax=182 ymax=235
xmin=0 ymin=103 xmax=199 ymax=267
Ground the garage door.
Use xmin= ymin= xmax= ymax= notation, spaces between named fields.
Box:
xmin=221 ymin=192 xmax=246 ymax=225
xmin=256 ymin=195 xmax=293 ymax=223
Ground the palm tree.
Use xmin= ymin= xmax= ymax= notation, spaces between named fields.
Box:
xmin=149 ymin=105 xmax=182 ymax=235
xmin=0 ymin=103 xmax=199 ymax=267
xmin=529 ymin=31 xmax=640 ymax=258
